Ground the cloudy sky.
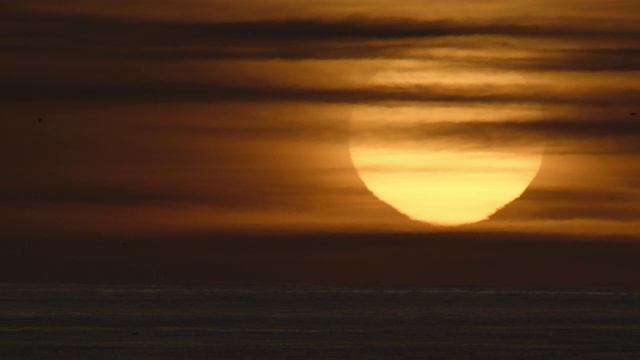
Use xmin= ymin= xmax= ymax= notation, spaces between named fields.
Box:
xmin=2 ymin=1 xmax=639 ymax=284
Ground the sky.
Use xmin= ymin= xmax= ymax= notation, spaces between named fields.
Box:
xmin=1 ymin=0 xmax=640 ymax=284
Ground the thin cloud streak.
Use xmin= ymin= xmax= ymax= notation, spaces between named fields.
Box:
xmin=2 ymin=13 xmax=639 ymax=64
xmin=2 ymin=81 xmax=638 ymax=107
xmin=2 ymin=13 xmax=638 ymax=41
xmin=352 ymin=119 xmax=640 ymax=149
xmin=165 ymin=117 xmax=640 ymax=155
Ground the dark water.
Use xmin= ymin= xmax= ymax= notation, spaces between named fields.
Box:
xmin=1 ymin=285 xmax=639 ymax=359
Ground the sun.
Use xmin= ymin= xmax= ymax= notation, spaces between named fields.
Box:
xmin=349 ymin=68 xmax=543 ymax=226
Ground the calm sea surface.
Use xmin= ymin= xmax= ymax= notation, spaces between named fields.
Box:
xmin=1 ymin=284 xmax=639 ymax=359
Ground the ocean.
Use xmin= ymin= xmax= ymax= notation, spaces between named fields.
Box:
xmin=1 ymin=284 xmax=639 ymax=359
